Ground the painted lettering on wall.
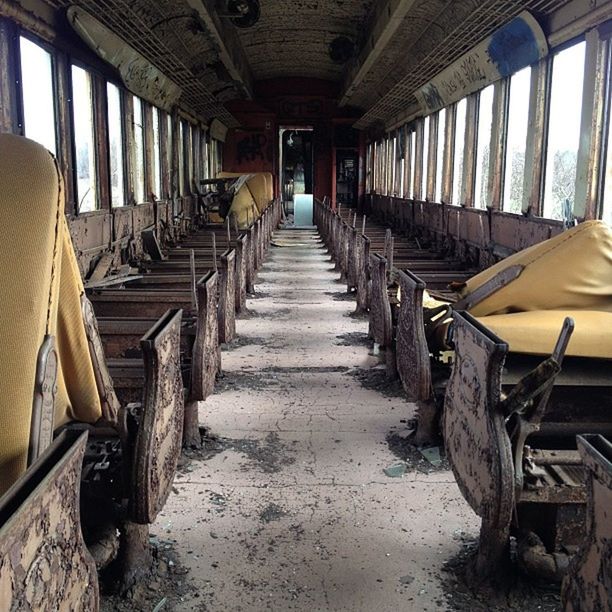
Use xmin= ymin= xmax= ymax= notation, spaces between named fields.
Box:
xmin=414 ymin=11 xmax=547 ymax=114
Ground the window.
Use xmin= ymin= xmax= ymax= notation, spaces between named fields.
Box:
xmin=435 ymin=108 xmax=446 ymax=202
xmin=543 ymin=41 xmax=586 ymax=220
xmin=178 ymin=121 xmax=185 ymax=196
xmin=20 ymin=37 xmax=56 ymax=155
xmin=421 ymin=116 xmax=430 ymax=199
xmin=474 ymin=85 xmax=494 ymax=208
xmin=106 ymin=83 xmax=124 ymax=207
xmin=389 ymin=135 xmax=396 ymax=195
xmin=201 ymin=133 xmax=209 ymax=191
xmin=409 ymin=130 xmax=416 ymax=199
xmin=452 ymin=98 xmax=467 ymax=205
xmin=151 ymin=108 xmax=162 ymax=198
xmin=192 ymin=127 xmax=200 ymax=187
xmin=502 ymin=67 xmax=531 ymax=214
xmin=166 ymin=114 xmax=173 ymax=197
xmin=71 ymin=65 xmax=97 ymax=212
xmin=187 ymin=124 xmax=194 ymax=192
xmin=133 ymin=96 xmax=145 ymax=203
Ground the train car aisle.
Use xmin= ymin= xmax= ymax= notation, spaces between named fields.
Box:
xmin=152 ymin=228 xmax=478 ymax=611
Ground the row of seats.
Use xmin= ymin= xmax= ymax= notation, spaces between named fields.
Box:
xmin=315 ymin=197 xmax=611 ymax=610
xmin=0 ymin=134 xmax=281 ymax=609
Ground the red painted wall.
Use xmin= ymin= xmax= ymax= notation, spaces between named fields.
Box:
xmin=223 ymin=78 xmax=362 ymax=203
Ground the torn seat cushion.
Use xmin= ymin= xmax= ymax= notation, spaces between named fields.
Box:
xmin=227 ymin=181 xmax=259 ymax=229
xmin=460 ymin=221 xmax=612 ymax=317
xmin=218 ymin=172 xmax=273 ymax=213
xmin=0 ymin=134 xmax=101 ymax=495
xmin=476 ymin=310 xmax=612 ymax=358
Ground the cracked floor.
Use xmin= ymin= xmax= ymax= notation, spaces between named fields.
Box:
xmin=152 ymin=228 xmax=479 ymax=611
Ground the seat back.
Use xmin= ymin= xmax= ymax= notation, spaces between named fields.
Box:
xmin=0 ymin=431 xmax=99 ymax=609
xmin=0 ymin=135 xmax=101 ymax=494
xmin=443 ymin=311 xmax=514 ymax=529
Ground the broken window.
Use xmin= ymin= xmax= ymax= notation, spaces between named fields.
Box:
xmin=71 ymin=64 xmax=97 ymax=212
xmin=20 ymin=37 xmax=56 ymax=156
xmin=106 ymin=83 xmax=124 ymax=207
xmin=543 ymin=41 xmax=586 ymax=221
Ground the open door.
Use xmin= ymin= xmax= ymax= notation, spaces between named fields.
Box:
xmin=279 ymin=127 xmax=314 ymax=227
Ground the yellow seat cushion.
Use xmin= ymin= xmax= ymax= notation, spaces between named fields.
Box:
xmin=228 ymin=182 xmax=259 ymax=229
xmin=476 ymin=310 xmax=612 ymax=358
xmin=461 ymin=221 xmax=612 ymax=317
xmin=0 ymin=134 xmax=101 ymax=495
xmin=218 ymin=172 xmax=273 ymax=214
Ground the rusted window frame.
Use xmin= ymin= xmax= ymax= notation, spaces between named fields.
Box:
xmin=442 ymin=104 xmax=455 ymax=204
xmin=143 ymin=101 xmax=154 ymax=203
xmin=575 ymin=29 xmax=609 ymax=221
xmin=487 ymin=80 xmax=507 ymax=211
xmin=596 ymin=37 xmax=612 ymax=221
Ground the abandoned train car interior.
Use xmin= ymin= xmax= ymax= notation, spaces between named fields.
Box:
xmin=1 ymin=0 xmax=612 ymax=610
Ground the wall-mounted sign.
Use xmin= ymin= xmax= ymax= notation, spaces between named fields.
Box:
xmin=68 ymin=7 xmax=181 ymax=113
xmin=210 ymin=118 xmax=229 ymax=142
xmin=278 ymin=98 xmax=324 ymax=118
xmin=414 ymin=11 xmax=548 ymax=115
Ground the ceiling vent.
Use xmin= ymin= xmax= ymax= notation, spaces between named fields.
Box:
xmin=219 ymin=0 xmax=261 ymax=28
xmin=329 ymin=36 xmax=355 ymax=63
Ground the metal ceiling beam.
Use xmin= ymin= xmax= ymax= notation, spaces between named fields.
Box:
xmin=185 ymin=0 xmax=254 ymax=100
xmin=339 ymin=0 xmax=418 ymax=107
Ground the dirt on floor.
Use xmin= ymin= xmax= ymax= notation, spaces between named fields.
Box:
xmin=335 ymin=332 xmax=371 ymax=347
xmin=385 ymin=430 xmax=450 ymax=474
xmin=100 ymin=540 xmax=197 ymax=612
xmin=349 ymin=365 xmax=406 ymax=398
xmin=441 ymin=533 xmax=561 ymax=612
xmin=326 ymin=290 xmax=356 ymax=302
xmin=180 ymin=430 xmax=297 ymax=475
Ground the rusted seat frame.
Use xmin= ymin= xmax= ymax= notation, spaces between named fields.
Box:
xmin=444 ymin=312 xmax=610 ymax=583
xmin=562 ymin=434 xmax=612 ymax=612
xmin=0 ymin=304 xmax=184 ymax=608
xmin=0 ymin=431 xmax=99 ymax=611
xmin=393 ymin=262 xmax=524 ymax=441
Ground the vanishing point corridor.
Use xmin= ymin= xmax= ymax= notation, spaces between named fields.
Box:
xmin=152 ymin=229 xmax=479 ymax=611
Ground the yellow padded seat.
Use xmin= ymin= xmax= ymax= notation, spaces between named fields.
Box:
xmin=228 ymin=181 xmax=259 ymax=229
xmin=0 ymin=134 xmax=101 ymax=495
xmin=218 ymin=172 xmax=273 ymax=213
xmin=461 ymin=221 xmax=612 ymax=317
xmin=476 ymin=310 xmax=612 ymax=358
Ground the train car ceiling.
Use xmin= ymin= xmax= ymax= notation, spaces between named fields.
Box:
xmin=3 ymin=0 xmax=606 ymax=134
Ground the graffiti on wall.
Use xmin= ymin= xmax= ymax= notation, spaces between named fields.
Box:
xmin=236 ymin=132 xmax=274 ymax=165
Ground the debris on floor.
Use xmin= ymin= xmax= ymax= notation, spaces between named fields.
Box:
xmin=383 ymin=462 xmax=408 ymax=478
xmin=150 ymin=229 xmax=488 ymax=611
